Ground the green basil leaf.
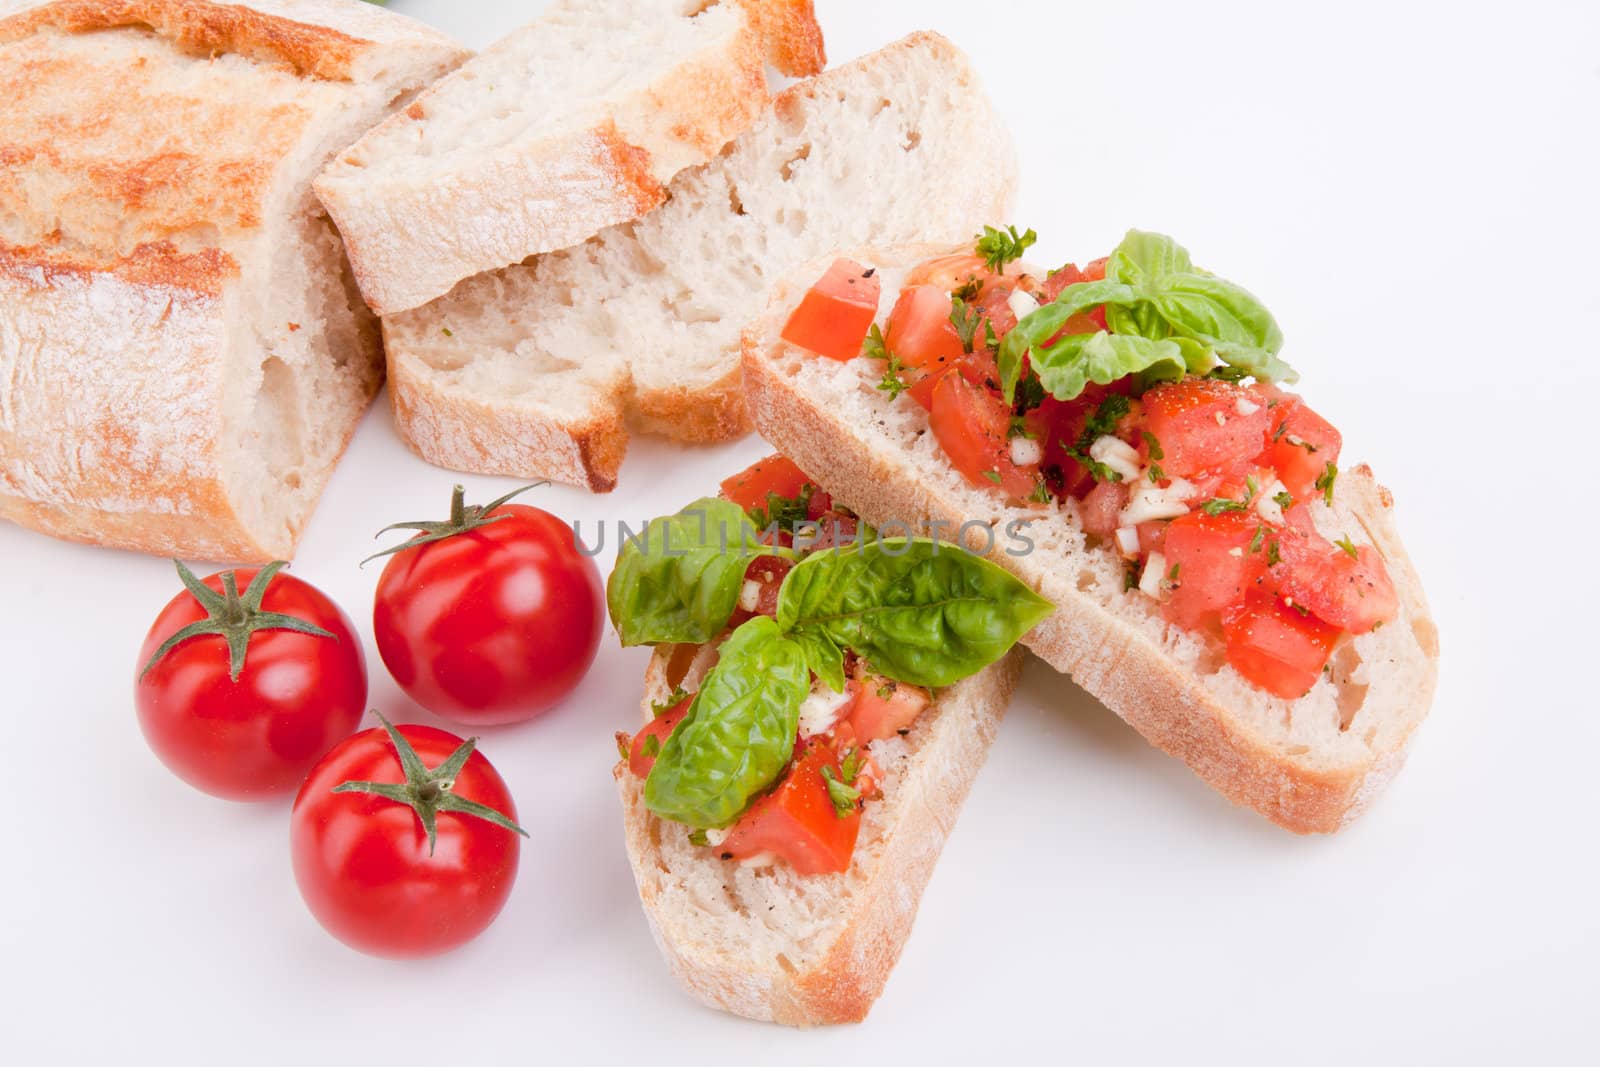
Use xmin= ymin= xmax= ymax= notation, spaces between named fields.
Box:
xmin=776 ymin=538 xmax=1053 ymax=688
xmin=607 ymin=497 xmax=764 ymax=646
xmin=998 ymin=279 xmax=1138 ymax=401
xmin=643 ymin=617 xmax=810 ymax=829
xmin=788 ymin=628 xmax=847 ymax=693
xmin=1108 ymin=229 xmax=1195 ymax=285
xmin=1151 ymin=272 xmax=1284 ymax=355
xmin=1031 ymin=331 xmax=1188 ymax=401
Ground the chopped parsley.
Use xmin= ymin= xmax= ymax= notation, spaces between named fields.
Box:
xmin=1123 ymin=561 xmax=1140 ymax=591
xmin=820 ymin=765 xmax=861 ymax=818
xmin=951 ymin=276 xmax=983 ymax=302
xmin=1199 ymin=477 xmax=1259 ymax=515
xmin=687 ymin=829 xmax=709 ymax=847
xmin=975 ymin=224 xmax=1037 ymax=272
xmin=1014 ymin=371 xmax=1047 ymax=412
xmin=1315 ymin=461 xmax=1339 ymax=507
xmin=641 ymin=734 xmax=661 ymax=759
xmin=750 ymin=484 xmax=814 ymax=531
xmin=1207 ymin=364 xmax=1250 ymax=383
xmin=861 ymin=322 xmax=887 ymax=362
xmin=1007 ymin=415 xmax=1035 ymax=439
xmin=441 ymin=326 xmax=454 ymax=337
xmin=950 ymin=296 xmax=983 ymax=354
xmin=1273 ymin=491 xmax=1294 ymax=510
xmin=1065 ymin=394 xmax=1133 ymax=484
xmin=1249 ymin=525 xmax=1266 ymax=554
xmin=1141 ymin=431 xmax=1165 ymax=461
xmin=1029 ymin=481 xmax=1053 ymax=504
xmin=982 ymin=470 xmax=1002 ymax=485
xmin=840 ymin=747 xmax=864 ymax=783
xmin=1335 ymin=535 xmax=1359 ymax=560
xmin=1272 ymin=420 xmax=1289 ymax=443
xmin=1148 ymin=463 xmax=1166 ymax=483
xmin=1267 ymin=539 xmax=1282 ymax=566
xmin=876 ymin=353 xmax=911 ymax=400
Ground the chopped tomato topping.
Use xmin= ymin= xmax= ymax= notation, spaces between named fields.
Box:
xmin=885 ymin=284 xmax=967 ymax=408
xmin=721 ymin=738 xmax=861 ymax=875
xmin=929 ymin=370 xmax=1040 ymax=501
xmin=1141 ymin=378 xmax=1275 ymax=480
xmin=902 ymin=252 xmax=1020 ymax=294
xmin=720 ymin=455 xmax=811 ymax=513
xmin=728 ymin=554 xmax=794 ymax=624
xmin=1078 ymin=479 xmax=1129 ymax=541
xmin=1221 ymin=591 xmax=1341 ymax=699
xmin=1161 ymin=510 xmax=1268 ymax=631
xmin=844 ymin=671 xmax=931 ymax=744
xmin=627 ymin=695 xmax=692 ymax=778
xmin=1271 ymin=525 xmax=1397 ymax=635
xmin=781 ymin=258 xmax=881 ymax=362
xmin=1261 ymin=396 xmax=1343 ymax=498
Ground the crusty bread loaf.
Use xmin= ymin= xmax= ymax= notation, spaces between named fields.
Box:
xmin=381 ymin=31 xmax=1016 ymax=492
xmin=617 ymin=639 xmax=1025 ymax=1026
xmin=0 ymin=0 xmax=466 ymax=562
xmin=315 ymin=0 xmax=824 ymax=316
xmin=742 ymin=246 xmax=1440 ymax=834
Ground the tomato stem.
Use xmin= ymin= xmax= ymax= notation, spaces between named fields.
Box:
xmin=139 ymin=560 xmax=337 ymax=683
xmin=332 ymin=713 xmax=529 ymax=856
xmin=362 ymin=482 xmax=549 ymax=567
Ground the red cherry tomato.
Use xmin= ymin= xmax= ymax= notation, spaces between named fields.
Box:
xmin=290 ymin=718 xmax=525 ymax=959
xmin=134 ymin=561 xmax=366 ymax=801
xmin=372 ymin=486 xmax=604 ymax=725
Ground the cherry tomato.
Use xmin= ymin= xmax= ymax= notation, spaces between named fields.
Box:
xmin=290 ymin=717 xmax=525 ymax=959
xmin=134 ymin=561 xmax=366 ymax=801
xmin=372 ymin=485 xmax=603 ymax=725
xmin=780 ymin=258 xmax=881 ymax=361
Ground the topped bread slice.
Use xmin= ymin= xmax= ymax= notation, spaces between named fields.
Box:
xmin=742 ymin=245 xmax=1440 ymax=833
xmin=380 ymin=31 xmax=1016 ymax=492
xmin=0 ymin=0 xmax=467 ymax=561
xmin=315 ymin=0 xmax=825 ymax=316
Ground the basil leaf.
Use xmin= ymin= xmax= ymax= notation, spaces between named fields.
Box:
xmin=1008 ymin=230 xmax=1296 ymax=402
xmin=1109 ymin=229 xmax=1195 ymax=284
xmin=607 ymin=497 xmax=765 ymax=646
xmin=999 ymin=279 xmax=1137 ymax=401
xmin=776 ymin=539 xmax=1053 ymax=688
xmin=1032 ymin=331 xmax=1189 ymax=402
xmin=788 ymin=628 xmax=847 ymax=693
xmin=643 ymin=617 xmax=810 ymax=829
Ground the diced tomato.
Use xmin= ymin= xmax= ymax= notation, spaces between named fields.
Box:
xmin=721 ymin=738 xmax=860 ymax=875
xmin=1141 ymin=378 xmax=1275 ymax=480
xmin=1161 ymin=510 xmax=1268 ymax=631
xmin=1272 ymin=526 xmax=1398 ymax=635
xmin=1078 ymin=479 xmax=1129 ymax=541
xmin=780 ymin=258 xmax=881 ymax=361
xmin=929 ymin=371 xmax=1040 ymax=500
xmin=844 ymin=670 xmax=931 ymax=744
xmin=799 ymin=511 xmax=863 ymax=552
xmin=1261 ymin=396 xmax=1343 ymax=499
xmin=720 ymin=455 xmax=811 ymax=513
xmin=1037 ymin=260 xmax=1110 ymax=336
xmin=1221 ymin=590 xmax=1341 ymax=699
xmin=886 ymin=285 xmax=968 ymax=408
xmin=728 ymin=555 xmax=794 ymax=624
xmin=903 ymin=252 xmax=1020 ymax=294
xmin=1136 ymin=521 xmax=1167 ymax=556
xmin=627 ymin=695 xmax=692 ymax=778
xmin=805 ymin=488 xmax=833 ymax=519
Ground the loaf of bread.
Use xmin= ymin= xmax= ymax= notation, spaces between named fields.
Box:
xmin=0 ymin=0 xmax=467 ymax=562
xmin=380 ymin=32 xmax=1016 ymax=492
xmin=316 ymin=0 xmax=824 ymax=316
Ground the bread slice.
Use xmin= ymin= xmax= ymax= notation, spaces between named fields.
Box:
xmin=742 ymin=245 xmax=1441 ymax=834
xmin=380 ymin=31 xmax=1016 ymax=492
xmin=315 ymin=0 xmax=825 ymax=316
xmin=617 ymin=639 xmax=1025 ymax=1026
xmin=0 ymin=0 xmax=466 ymax=561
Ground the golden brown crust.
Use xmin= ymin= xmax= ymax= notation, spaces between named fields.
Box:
xmin=731 ymin=0 xmax=824 ymax=77
xmin=0 ymin=0 xmax=370 ymax=81
xmin=0 ymin=239 xmax=239 ymax=297
xmin=741 ymin=256 xmax=1439 ymax=834
xmin=629 ymin=362 xmax=753 ymax=443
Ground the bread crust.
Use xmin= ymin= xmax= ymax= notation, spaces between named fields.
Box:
xmin=0 ymin=0 xmax=464 ymax=561
xmin=741 ymin=246 xmax=1440 ymax=833
xmin=731 ymin=0 xmax=824 ymax=77
xmin=316 ymin=0 xmax=812 ymax=315
xmin=618 ymin=643 xmax=1024 ymax=1026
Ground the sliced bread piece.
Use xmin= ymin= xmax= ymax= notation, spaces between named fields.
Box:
xmin=381 ymin=31 xmax=1016 ymax=492
xmin=741 ymin=246 xmax=1440 ymax=834
xmin=315 ymin=0 xmax=824 ymax=316
xmin=0 ymin=0 xmax=467 ymax=561
xmin=0 ymin=0 xmax=464 ymax=563
xmin=618 ymin=639 xmax=1025 ymax=1026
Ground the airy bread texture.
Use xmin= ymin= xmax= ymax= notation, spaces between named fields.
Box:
xmin=316 ymin=0 xmax=825 ymax=316
xmin=0 ymin=0 xmax=467 ymax=562
xmin=618 ymin=639 xmax=1025 ymax=1026
xmin=381 ymin=31 xmax=1016 ymax=492
xmin=743 ymin=246 xmax=1441 ymax=834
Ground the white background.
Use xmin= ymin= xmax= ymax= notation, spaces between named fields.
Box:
xmin=4 ymin=0 xmax=1596 ymax=1062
